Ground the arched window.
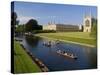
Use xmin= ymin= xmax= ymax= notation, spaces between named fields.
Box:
xmin=85 ymin=19 xmax=90 ymax=27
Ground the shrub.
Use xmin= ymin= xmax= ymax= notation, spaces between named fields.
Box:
xmin=32 ymin=30 xmax=56 ymax=33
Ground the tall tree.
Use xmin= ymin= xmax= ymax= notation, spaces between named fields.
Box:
xmin=15 ymin=25 xmax=25 ymax=33
xmin=91 ymin=18 xmax=97 ymax=37
xmin=11 ymin=12 xmax=17 ymax=26
xmin=25 ymin=19 xmax=40 ymax=32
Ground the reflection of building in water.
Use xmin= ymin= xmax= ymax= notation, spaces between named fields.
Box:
xmin=43 ymin=12 xmax=93 ymax=32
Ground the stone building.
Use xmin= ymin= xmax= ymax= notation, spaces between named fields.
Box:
xmin=43 ymin=23 xmax=81 ymax=32
xmin=83 ymin=13 xmax=92 ymax=32
xmin=43 ymin=13 xmax=92 ymax=32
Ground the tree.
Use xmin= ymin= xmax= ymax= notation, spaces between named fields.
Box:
xmin=16 ymin=20 xmax=20 ymax=25
xmin=15 ymin=25 xmax=25 ymax=33
xmin=90 ymin=18 xmax=97 ymax=37
xmin=25 ymin=19 xmax=37 ymax=32
xmin=11 ymin=12 xmax=17 ymax=26
xmin=25 ymin=19 xmax=42 ymax=32
xmin=37 ymin=25 xmax=42 ymax=30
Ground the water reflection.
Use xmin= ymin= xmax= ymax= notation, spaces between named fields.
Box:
xmin=20 ymin=36 xmax=97 ymax=71
xmin=25 ymin=35 xmax=40 ymax=47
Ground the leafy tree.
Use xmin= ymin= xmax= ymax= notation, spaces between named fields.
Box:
xmin=11 ymin=12 xmax=17 ymax=26
xmin=15 ymin=25 xmax=25 ymax=33
xmin=37 ymin=25 xmax=42 ymax=30
xmin=16 ymin=20 xmax=20 ymax=25
xmin=90 ymin=18 xmax=97 ymax=37
xmin=25 ymin=19 xmax=42 ymax=32
xmin=25 ymin=19 xmax=38 ymax=32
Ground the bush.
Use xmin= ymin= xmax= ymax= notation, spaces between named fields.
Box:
xmin=32 ymin=30 xmax=56 ymax=33
xmin=90 ymin=18 xmax=97 ymax=38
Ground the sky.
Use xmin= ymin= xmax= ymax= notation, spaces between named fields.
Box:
xmin=13 ymin=1 xmax=97 ymax=25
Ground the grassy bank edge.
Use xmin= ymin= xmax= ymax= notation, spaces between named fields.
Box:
xmin=14 ymin=41 xmax=41 ymax=73
xmin=35 ymin=35 xmax=96 ymax=48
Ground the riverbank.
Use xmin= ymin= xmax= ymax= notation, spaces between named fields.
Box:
xmin=14 ymin=41 xmax=41 ymax=73
xmin=20 ymin=43 xmax=49 ymax=72
xmin=35 ymin=33 xmax=96 ymax=47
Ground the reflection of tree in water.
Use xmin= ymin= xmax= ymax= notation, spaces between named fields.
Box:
xmin=25 ymin=35 xmax=40 ymax=47
xmin=89 ymin=48 xmax=97 ymax=68
xmin=83 ymin=47 xmax=97 ymax=68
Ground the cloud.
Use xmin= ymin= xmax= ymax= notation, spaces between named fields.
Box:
xmin=18 ymin=16 xmax=36 ymax=24
xmin=18 ymin=16 xmax=35 ymax=24
xmin=17 ymin=15 xmax=60 ymax=24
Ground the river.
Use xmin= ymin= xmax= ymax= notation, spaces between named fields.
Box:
xmin=16 ymin=35 xmax=97 ymax=71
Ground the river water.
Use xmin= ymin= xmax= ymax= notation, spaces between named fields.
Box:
xmin=16 ymin=35 xmax=97 ymax=71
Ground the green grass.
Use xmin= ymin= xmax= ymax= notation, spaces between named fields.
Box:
xmin=14 ymin=41 xmax=41 ymax=73
xmin=36 ymin=32 xmax=96 ymax=46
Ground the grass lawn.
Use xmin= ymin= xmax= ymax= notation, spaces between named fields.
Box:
xmin=14 ymin=41 xmax=41 ymax=73
xmin=36 ymin=32 xmax=96 ymax=46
